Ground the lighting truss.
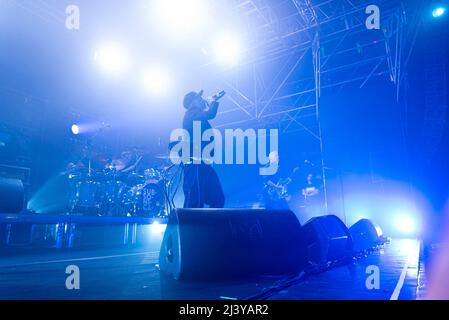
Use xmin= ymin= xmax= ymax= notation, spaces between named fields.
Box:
xmin=216 ymin=0 xmax=416 ymax=130
xmin=212 ymin=0 xmax=422 ymax=212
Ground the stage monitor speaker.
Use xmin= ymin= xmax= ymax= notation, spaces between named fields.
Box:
xmin=0 ymin=178 xmax=24 ymax=213
xmin=349 ymin=219 xmax=382 ymax=252
xmin=159 ymin=209 xmax=305 ymax=280
xmin=300 ymin=215 xmax=352 ymax=266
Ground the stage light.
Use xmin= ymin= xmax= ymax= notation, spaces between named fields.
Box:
xmin=214 ymin=33 xmax=242 ymax=66
xmin=152 ymin=0 xmax=208 ymax=35
xmin=71 ymin=124 xmax=80 ymax=135
xmin=141 ymin=66 xmax=171 ymax=96
xmin=375 ymin=226 xmax=384 ymax=237
xmin=433 ymin=7 xmax=446 ymax=18
xmin=150 ymin=221 xmax=167 ymax=234
xmin=94 ymin=44 xmax=129 ymax=75
xmin=394 ymin=214 xmax=417 ymax=236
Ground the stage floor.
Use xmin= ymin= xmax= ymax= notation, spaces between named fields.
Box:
xmin=0 ymin=239 xmax=422 ymax=300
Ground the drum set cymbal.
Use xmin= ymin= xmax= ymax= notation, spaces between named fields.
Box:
xmin=65 ymin=149 xmax=178 ymax=218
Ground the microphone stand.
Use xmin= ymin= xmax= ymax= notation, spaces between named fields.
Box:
xmin=161 ymin=162 xmax=183 ymax=217
xmin=305 ymin=160 xmax=347 ymax=225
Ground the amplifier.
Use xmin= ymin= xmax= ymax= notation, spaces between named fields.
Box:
xmin=0 ymin=164 xmax=30 ymax=184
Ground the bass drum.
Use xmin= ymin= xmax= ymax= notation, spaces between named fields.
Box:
xmin=70 ymin=180 xmax=101 ymax=215
xmin=123 ymin=183 xmax=165 ymax=217
xmin=100 ymin=180 xmax=128 ymax=216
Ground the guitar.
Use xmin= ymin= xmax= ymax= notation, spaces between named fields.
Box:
xmin=301 ymin=175 xmax=322 ymax=204
xmin=263 ymin=167 xmax=299 ymax=201
xmin=302 ymin=186 xmax=320 ymax=201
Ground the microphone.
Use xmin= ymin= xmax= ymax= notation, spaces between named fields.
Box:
xmin=210 ymin=90 xmax=226 ymax=102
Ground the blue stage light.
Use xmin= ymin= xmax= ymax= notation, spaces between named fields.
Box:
xmin=433 ymin=7 xmax=446 ymax=18
xmin=141 ymin=66 xmax=171 ymax=96
xmin=394 ymin=214 xmax=418 ymax=236
xmin=152 ymin=0 xmax=208 ymax=36
xmin=94 ymin=43 xmax=129 ymax=75
xmin=150 ymin=221 xmax=167 ymax=234
xmin=375 ymin=225 xmax=384 ymax=237
xmin=71 ymin=124 xmax=80 ymax=135
xmin=214 ymin=33 xmax=242 ymax=66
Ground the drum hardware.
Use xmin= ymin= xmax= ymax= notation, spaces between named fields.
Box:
xmin=66 ymin=161 xmax=181 ymax=218
xmin=68 ymin=174 xmax=102 ymax=216
xmin=162 ymin=162 xmax=183 ymax=216
xmin=65 ymin=139 xmax=185 ymax=218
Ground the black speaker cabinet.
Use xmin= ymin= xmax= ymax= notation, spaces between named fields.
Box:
xmin=159 ymin=209 xmax=304 ymax=280
xmin=0 ymin=178 xmax=24 ymax=213
xmin=349 ymin=219 xmax=381 ymax=252
xmin=300 ymin=215 xmax=353 ymax=266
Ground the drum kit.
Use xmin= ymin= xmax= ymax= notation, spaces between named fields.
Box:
xmin=65 ymin=147 xmax=180 ymax=218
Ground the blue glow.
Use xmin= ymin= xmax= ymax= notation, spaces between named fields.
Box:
xmin=150 ymin=221 xmax=167 ymax=234
xmin=151 ymin=0 xmax=209 ymax=36
xmin=94 ymin=43 xmax=129 ymax=75
xmin=375 ymin=226 xmax=384 ymax=237
xmin=71 ymin=124 xmax=80 ymax=135
xmin=214 ymin=33 xmax=242 ymax=66
xmin=433 ymin=7 xmax=446 ymax=18
xmin=141 ymin=66 xmax=171 ymax=96
xmin=394 ymin=214 xmax=418 ymax=236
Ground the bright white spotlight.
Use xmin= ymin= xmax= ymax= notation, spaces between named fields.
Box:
xmin=71 ymin=124 xmax=80 ymax=135
xmin=433 ymin=7 xmax=446 ymax=18
xmin=214 ymin=33 xmax=242 ymax=66
xmin=150 ymin=221 xmax=167 ymax=234
xmin=394 ymin=214 xmax=417 ymax=235
xmin=375 ymin=226 xmax=384 ymax=237
xmin=94 ymin=44 xmax=129 ymax=75
xmin=152 ymin=0 xmax=208 ymax=35
xmin=141 ymin=66 xmax=171 ymax=96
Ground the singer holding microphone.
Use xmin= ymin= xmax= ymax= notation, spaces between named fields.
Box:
xmin=181 ymin=89 xmax=226 ymax=208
